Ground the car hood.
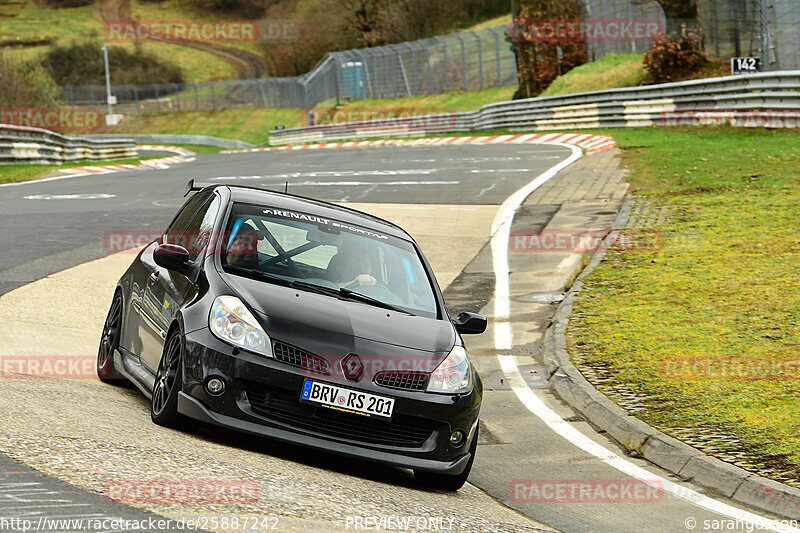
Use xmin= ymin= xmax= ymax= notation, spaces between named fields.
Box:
xmin=220 ymin=272 xmax=455 ymax=362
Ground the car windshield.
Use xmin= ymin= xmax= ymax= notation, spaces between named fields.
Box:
xmin=221 ymin=202 xmax=439 ymax=318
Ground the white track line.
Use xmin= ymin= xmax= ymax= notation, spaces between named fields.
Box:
xmin=491 ymin=144 xmax=798 ymax=533
xmin=490 ymin=143 xmax=582 ymax=349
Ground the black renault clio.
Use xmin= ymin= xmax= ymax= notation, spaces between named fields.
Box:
xmin=98 ymin=180 xmax=486 ymax=490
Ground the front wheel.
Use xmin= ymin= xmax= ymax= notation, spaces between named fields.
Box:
xmin=151 ymin=329 xmax=185 ymax=428
xmin=414 ymin=428 xmax=478 ymax=491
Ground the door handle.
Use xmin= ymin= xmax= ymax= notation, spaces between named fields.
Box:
xmin=149 ymin=272 xmax=160 ymax=284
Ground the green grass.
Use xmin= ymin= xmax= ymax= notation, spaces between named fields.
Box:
xmin=0 ymin=144 xmax=219 ymax=183
xmin=0 ymin=156 xmax=161 ymax=184
xmin=0 ymin=0 xmax=237 ymax=82
xmin=464 ymin=14 xmax=510 ymax=32
xmin=313 ymin=87 xmax=516 ymax=119
xmin=100 ymin=108 xmax=306 ymax=144
xmin=539 ymin=54 xmax=646 ymax=97
xmin=91 ymin=86 xmax=518 ymax=144
xmin=0 ymin=0 xmax=99 ymax=45
xmin=567 ymin=127 xmax=800 ymax=480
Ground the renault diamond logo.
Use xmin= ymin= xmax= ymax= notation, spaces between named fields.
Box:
xmin=342 ymin=353 xmax=364 ymax=381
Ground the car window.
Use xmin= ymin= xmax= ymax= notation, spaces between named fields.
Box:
xmin=222 ymin=203 xmax=438 ymax=318
xmin=182 ymin=195 xmax=221 ymax=261
xmin=164 ymin=192 xmax=210 ymax=245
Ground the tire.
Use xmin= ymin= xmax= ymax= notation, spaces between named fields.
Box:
xmin=151 ymin=328 xmax=185 ymax=428
xmin=414 ymin=427 xmax=478 ymax=491
xmin=97 ymin=292 xmax=126 ymax=383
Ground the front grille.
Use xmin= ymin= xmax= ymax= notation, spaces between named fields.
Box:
xmin=244 ymin=382 xmax=436 ymax=448
xmin=374 ymin=371 xmax=429 ymax=391
xmin=272 ymin=340 xmax=330 ymax=375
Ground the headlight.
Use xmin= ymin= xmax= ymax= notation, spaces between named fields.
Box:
xmin=209 ymin=295 xmax=272 ymax=357
xmin=426 ymin=345 xmax=472 ymax=394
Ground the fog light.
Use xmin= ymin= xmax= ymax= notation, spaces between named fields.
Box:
xmin=449 ymin=430 xmax=466 ymax=447
xmin=206 ymin=377 xmax=225 ymax=396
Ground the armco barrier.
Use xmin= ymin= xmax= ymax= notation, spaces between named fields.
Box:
xmin=82 ymin=134 xmax=254 ymax=150
xmin=0 ymin=124 xmax=136 ymax=165
xmin=269 ymin=71 xmax=800 ymax=145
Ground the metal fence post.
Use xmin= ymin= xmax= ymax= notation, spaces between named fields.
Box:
xmin=470 ymin=30 xmax=483 ymax=91
xmin=453 ymin=33 xmax=468 ymax=91
xmin=393 ymin=45 xmax=412 ymax=97
xmin=193 ymin=83 xmax=199 ymax=110
xmin=424 ymin=41 xmax=433 ymax=94
xmin=434 ymin=36 xmax=448 ymax=92
xmin=378 ymin=48 xmax=390 ymax=98
xmin=404 ymin=42 xmax=417 ymax=95
xmin=487 ymin=27 xmax=502 ymax=88
xmin=259 ymin=80 xmax=267 ymax=107
xmin=210 ymin=82 xmax=215 ymax=110
xmin=355 ymin=49 xmax=373 ymax=99
xmin=155 ymin=85 xmax=160 ymax=112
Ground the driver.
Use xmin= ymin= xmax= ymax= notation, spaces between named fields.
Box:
xmin=226 ymin=221 xmax=259 ymax=269
xmin=339 ymin=250 xmax=376 ymax=287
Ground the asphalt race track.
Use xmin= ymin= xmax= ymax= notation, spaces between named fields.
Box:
xmin=0 ymin=144 xmax=791 ymax=533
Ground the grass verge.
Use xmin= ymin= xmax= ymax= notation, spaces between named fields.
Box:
xmin=567 ymin=127 xmax=800 ymax=483
xmin=99 ymin=108 xmax=306 ymax=144
xmin=539 ymin=54 xmax=646 ymax=97
xmin=0 ymin=144 xmax=216 ymax=184
xmin=0 ymin=0 xmax=237 ymax=82
xmin=96 ymin=87 xmax=517 ymax=144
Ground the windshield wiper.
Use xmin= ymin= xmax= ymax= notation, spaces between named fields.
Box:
xmin=293 ymin=281 xmax=409 ymax=314
xmin=338 ymin=287 xmax=410 ymax=314
xmin=224 ymin=272 xmax=410 ymax=314
xmin=291 ymin=280 xmax=342 ymax=297
xmin=224 ymin=266 xmax=294 ymax=287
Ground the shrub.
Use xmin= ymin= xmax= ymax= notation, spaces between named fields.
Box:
xmin=644 ymin=24 xmax=705 ymax=83
xmin=42 ymin=41 xmax=185 ymax=86
xmin=0 ymin=50 xmax=60 ymax=108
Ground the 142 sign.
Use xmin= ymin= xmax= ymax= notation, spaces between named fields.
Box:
xmin=731 ymin=57 xmax=761 ymax=75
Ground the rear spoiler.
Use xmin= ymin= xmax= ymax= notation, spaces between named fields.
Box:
xmin=184 ymin=179 xmax=216 ymax=197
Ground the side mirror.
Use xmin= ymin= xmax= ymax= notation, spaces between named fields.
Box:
xmin=453 ymin=312 xmax=487 ymax=335
xmin=153 ymin=244 xmax=191 ymax=275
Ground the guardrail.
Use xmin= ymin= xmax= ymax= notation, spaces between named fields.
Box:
xmin=269 ymin=71 xmax=800 ymax=145
xmin=0 ymin=124 xmax=136 ymax=165
xmin=82 ymin=134 xmax=254 ymax=150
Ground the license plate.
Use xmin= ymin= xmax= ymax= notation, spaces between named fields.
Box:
xmin=300 ymin=380 xmax=394 ymax=418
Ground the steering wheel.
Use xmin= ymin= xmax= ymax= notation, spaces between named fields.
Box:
xmin=258 ymin=257 xmax=306 ymax=279
xmin=345 ymin=278 xmax=389 ymax=291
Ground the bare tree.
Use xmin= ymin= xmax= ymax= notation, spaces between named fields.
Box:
xmin=511 ymin=0 xmax=586 ymax=99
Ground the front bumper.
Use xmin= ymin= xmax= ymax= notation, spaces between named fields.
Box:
xmin=178 ymin=328 xmax=482 ymax=474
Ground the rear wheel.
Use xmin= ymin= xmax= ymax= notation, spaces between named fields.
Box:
xmin=97 ymin=292 xmax=126 ymax=383
xmin=151 ymin=329 xmax=185 ymax=428
xmin=414 ymin=428 xmax=478 ymax=491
